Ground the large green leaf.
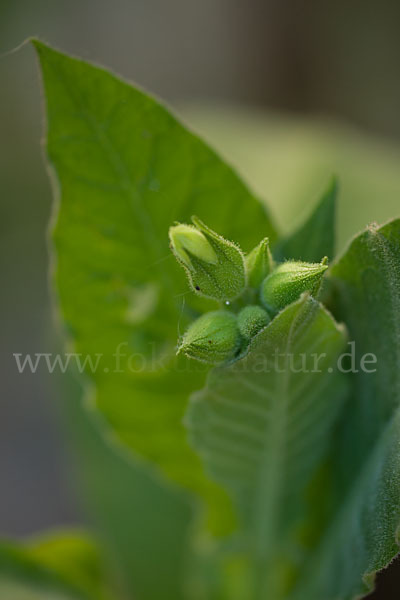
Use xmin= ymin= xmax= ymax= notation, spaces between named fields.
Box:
xmin=33 ymin=40 xmax=276 ymax=532
xmin=274 ymin=178 xmax=337 ymax=263
xmin=288 ymin=219 xmax=400 ymax=600
xmin=186 ymin=295 xmax=348 ymax=598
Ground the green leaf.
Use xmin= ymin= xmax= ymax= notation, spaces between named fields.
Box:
xmin=275 ymin=178 xmax=337 ymax=262
xmin=289 ymin=219 xmax=400 ymax=600
xmin=186 ymin=294 xmax=348 ymax=598
xmin=0 ymin=531 xmax=109 ymax=600
xmin=33 ymin=39 xmax=276 ymax=532
xmin=61 ymin=373 xmax=194 ymax=600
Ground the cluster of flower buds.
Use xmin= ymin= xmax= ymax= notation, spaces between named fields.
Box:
xmin=169 ymin=217 xmax=328 ymax=364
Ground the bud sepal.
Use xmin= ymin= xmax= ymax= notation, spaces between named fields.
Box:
xmin=169 ymin=216 xmax=246 ymax=301
xmin=245 ymin=237 xmax=274 ymax=288
xmin=169 ymin=224 xmax=217 ymax=268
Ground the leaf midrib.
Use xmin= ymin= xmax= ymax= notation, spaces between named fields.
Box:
xmin=249 ymin=302 xmax=312 ymax=597
xmin=47 ymin=58 xmax=176 ymax=304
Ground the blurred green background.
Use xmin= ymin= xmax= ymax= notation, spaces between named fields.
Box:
xmin=2 ymin=1 xmax=400 ymax=597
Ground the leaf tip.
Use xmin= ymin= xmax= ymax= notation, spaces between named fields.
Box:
xmin=30 ymin=37 xmax=47 ymax=53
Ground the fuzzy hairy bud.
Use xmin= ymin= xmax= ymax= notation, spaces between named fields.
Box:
xmin=178 ymin=310 xmax=241 ymax=364
xmin=237 ymin=305 xmax=271 ymax=341
xmin=260 ymin=259 xmax=328 ymax=313
xmin=169 ymin=216 xmax=246 ymax=301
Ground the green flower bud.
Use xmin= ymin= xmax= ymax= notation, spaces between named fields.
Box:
xmin=169 ymin=224 xmax=217 ymax=268
xmin=245 ymin=237 xmax=274 ymax=288
xmin=169 ymin=216 xmax=246 ymax=301
xmin=260 ymin=259 xmax=328 ymax=313
xmin=237 ymin=305 xmax=270 ymax=341
xmin=178 ymin=310 xmax=241 ymax=364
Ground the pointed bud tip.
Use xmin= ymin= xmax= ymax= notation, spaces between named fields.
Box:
xmin=169 ymin=223 xmax=217 ymax=268
xmin=170 ymin=217 xmax=246 ymax=302
xmin=246 ymin=237 xmax=274 ymax=288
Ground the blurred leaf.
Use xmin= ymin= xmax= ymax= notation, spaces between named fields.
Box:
xmin=186 ymin=295 xmax=348 ymax=598
xmin=33 ymin=39 xmax=276 ymax=534
xmin=288 ymin=219 xmax=400 ymax=600
xmin=183 ymin=107 xmax=400 ymax=250
xmin=25 ymin=531 xmax=110 ymax=600
xmin=61 ymin=373 xmax=194 ymax=600
xmin=0 ymin=580 xmax=76 ymax=600
xmin=275 ymin=178 xmax=337 ymax=262
xmin=0 ymin=531 xmax=108 ymax=600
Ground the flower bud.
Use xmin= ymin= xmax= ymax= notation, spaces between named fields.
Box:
xmin=237 ymin=305 xmax=270 ymax=341
xmin=169 ymin=224 xmax=217 ymax=268
xmin=245 ymin=237 xmax=274 ymax=288
xmin=169 ymin=216 xmax=246 ymax=301
xmin=178 ymin=310 xmax=241 ymax=364
xmin=260 ymin=259 xmax=328 ymax=313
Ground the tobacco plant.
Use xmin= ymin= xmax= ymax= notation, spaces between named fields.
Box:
xmin=2 ymin=40 xmax=400 ymax=600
